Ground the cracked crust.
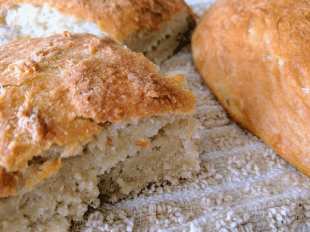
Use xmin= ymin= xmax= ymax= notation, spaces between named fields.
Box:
xmin=192 ymin=0 xmax=310 ymax=177
xmin=0 ymin=32 xmax=196 ymax=197
xmin=0 ymin=0 xmax=193 ymax=41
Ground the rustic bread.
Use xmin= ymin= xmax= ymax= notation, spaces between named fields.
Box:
xmin=0 ymin=0 xmax=196 ymax=64
xmin=0 ymin=32 xmax=201 ymax=231
xmin=192 ymin=0 xmax=310 ymax=177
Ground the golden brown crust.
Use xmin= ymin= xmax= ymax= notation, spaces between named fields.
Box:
xmin=0 ymin=0 xmax=193 ymax=41
xmin=0 ymin=167 xmax=17 ymax=197
xmin=192 ymin=0 xmax=310 ymax=177
xmin=0 ymin=32 xmax=196 ymax=197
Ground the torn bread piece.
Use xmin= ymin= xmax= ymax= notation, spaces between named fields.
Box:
xmin=0 ymin=0 xmax=196 ymax=64
xmin=0 ymin=32 xmax=200 ymax=231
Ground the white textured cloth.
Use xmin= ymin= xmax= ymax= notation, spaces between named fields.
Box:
xmin=77 ymin=1 xmax=310 ymax=231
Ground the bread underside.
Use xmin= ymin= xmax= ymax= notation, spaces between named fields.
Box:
xmin=0 ymin=4 xmax=194 ymax=63
xmin=0 ymin=114 xmax=200 ymax=232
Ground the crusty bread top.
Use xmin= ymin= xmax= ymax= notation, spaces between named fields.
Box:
xmin=192 ymin=0 xmax=310 ymax=177
xmin=0 ymin=32 xmax=196 ymax=197
xmin=0 ymin=0 xmax=193 ymax=41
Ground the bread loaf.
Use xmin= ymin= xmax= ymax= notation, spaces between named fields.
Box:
xmin=192 ymin=0 xmax=310 ymax=177
xmin=0 ymin=32 xmax=201 ymax=231
xmin=0 ymin=0 xmax=196 ymax=63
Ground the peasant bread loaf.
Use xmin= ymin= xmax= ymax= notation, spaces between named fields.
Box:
xmin=0 ymin=0 xmax=196 ymax=64
xmin=0 ymin=32 xmax=201 ymax=231
xmin=192 ymin=0 xmax=310 ymax=177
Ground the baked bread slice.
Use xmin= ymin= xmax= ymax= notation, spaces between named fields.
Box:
xmin=192 ymin=0 xmax=310 ymax=177
xmin=0 ymin=32 xmax=201 ymax=231
xmin=0 ymin=0 xmax=196 ymax=64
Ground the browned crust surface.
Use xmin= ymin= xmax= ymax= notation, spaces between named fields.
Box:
xmin=0 ymin=0 xmax=193 ymax=41
xmin=192 ymin=0 xmax=310 ymax=177
xmin=0 ymin=32 xmax=196 ymax=197
xmin=0 ymin=167 xmax=17 ymax=197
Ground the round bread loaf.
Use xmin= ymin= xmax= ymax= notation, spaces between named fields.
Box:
xmin=192 ymin=0 xmax=310 ymax=177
